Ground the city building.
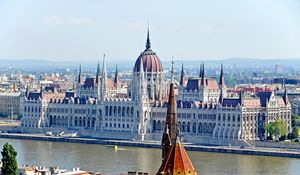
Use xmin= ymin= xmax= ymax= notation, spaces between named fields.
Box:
xmin=0 ymin=91 xmax=21 ymax=117
xmin=19 ymin=30 xmax=292 ymax=145
xmin=17 ymin=165 xmax=101 ymax=175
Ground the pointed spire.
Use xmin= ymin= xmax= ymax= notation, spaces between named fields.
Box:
xmin=160 ymin=82 xmax=178 ymax=161
xmin=283 ymin=82 xmax=289 ymax=105
xmin=164 ymin=83 xmax=178 ymax=145
xmin=239 ymin=91 xmax=244 ymax=106
xmin=180 ymin=64 xmax=185 ymax=86
xmin=219 ymin=87 xmax=223 ymax=104
xmin=40 ymin=85 xmax=43 ymax=99
xmin=102 ymin=54 xmax=107 ymax=77
xmin=171 ymin=61 xmax=174 ymax=83
xmin=219 ymin=64 xmax=225 ymax=87
xmin=114 ymin=64 xmax=118 ymax=84
xmin=78 ymin=64 xmax=82 ymax=84
xmin=201 ymin=63 xmax=205 ymax=86
xmin=101 ymin=54 xmax=108 ymax=100
xmin=96 ymin=62 xmax=101 ymax=84
xmin=145 ymin=26 xmax=151 ymax=50
xmin=157 ymin=82 xmax=198 ymax=175
xmin=199 ymin=64 xmax=202 ymax=78
xmin=25 ymin=85 xmax=29 ymax=98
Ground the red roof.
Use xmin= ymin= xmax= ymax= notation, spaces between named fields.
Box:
xmin=133 ymin=49 xmax=163 ymax=72
xmin=157 ymin=138 xmax=198 ymax=175
xmin=206 ymin=79 xmax=219 ymax=90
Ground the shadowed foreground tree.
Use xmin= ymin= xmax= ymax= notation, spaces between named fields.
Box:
xmin=292 ymin=127 xmax=299 ymax=139
xmin=1 ymin=143 xmax=18 ymax=175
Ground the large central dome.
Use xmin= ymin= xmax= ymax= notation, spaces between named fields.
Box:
xmin=133 ymin=30 xmax=163 ymax=73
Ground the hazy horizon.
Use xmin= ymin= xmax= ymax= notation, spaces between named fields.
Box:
xmin=0 ymin=0 xmax=300 ymax=62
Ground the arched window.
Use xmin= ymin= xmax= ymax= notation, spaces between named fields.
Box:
xmin=49 ymin=115 xmax=53 ymax=125
xmin=114 ymin=106 xmax=117 ymax=115
xmin=153 ymin=120 xmax=157 ymax=131
xmin=208 ymin=123 xmax=213 ymax=134
xmin=118 ymin=106 xmax=121 ymax=116
xmin=79 ymin=117 xmax=82 ymax=127
xmin=198 ymin=123 xmax=202 ymax=133
xmin=122 ymin=107 xmax=125 ymax=116
xmin=53 ymin=116 xmax=56 ymax=125
xmin=127 ymin=107 xmax=130 ymax=116
xmin=105 ymin=106 xmax=108 ymax=116
xmin=182 ymin=122 xmax=186 ymax=132
xmin=203 ymin=123 xmax=208 ymax=133
xmin=83 ymin=117 xmax=86 ymax=127
xmin=75 ymin=117 xmax=78 ymax=127
xmin=92 ymin=117 xmax=96 ymax=128
xmin=109 ymin=106 xmax=112 ymax=116
xmin=192 ymin=122 xmax=196 ymax=133
xmin=187 ymin=122 xmax=191 ymax=133
xmin=157 ymin=121 xmax=161 ymax=131
xmin=87 ymin=118 xmax=90 ymax=127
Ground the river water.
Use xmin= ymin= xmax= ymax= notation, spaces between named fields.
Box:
xmin=0 ymin=138 xmax=300 ymax=175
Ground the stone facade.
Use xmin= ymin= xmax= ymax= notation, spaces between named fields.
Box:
xmin=0 ymin=91 xmax=21 ymax=117
xmin=19 ymin=31 xmax=292 ymax=144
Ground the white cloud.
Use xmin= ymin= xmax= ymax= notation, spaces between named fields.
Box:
xmin=43 ymin=16 xmax=95 ymax=26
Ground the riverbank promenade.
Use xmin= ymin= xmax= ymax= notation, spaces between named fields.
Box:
xmin=1 ymin=133 xmax=300 ymax=158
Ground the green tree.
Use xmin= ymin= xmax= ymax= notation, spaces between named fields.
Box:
xmin=265 ymin=123 xmax=272 ymax=139
xmin=265 ymin=120 xmax=288 ymax=141
xmin=1 ymin=143 xmax=18 ymax=175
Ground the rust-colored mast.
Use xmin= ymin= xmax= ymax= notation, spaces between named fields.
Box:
xmin=161 ymin=82 xmax=178 ymax=161
xmin=157 ymin=80 xmax=198 ymax=175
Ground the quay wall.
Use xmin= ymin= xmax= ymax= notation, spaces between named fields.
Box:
xmin=249 ymin=140 xmax=300 ymax=149
xmin=1 ymin=133 xmax=300 ymax=158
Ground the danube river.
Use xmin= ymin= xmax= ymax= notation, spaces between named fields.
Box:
xmin=1 ymin=138 xmax=300 ymax=175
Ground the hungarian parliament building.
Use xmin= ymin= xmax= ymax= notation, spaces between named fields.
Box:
xmin=20 ymin=31 xmax=292 ymax=145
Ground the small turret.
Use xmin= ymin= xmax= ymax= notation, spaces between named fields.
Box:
xmin=200 ymin=63 xmax=205 ymax=87
xmin=100 ymin=54 xmax=108 ymax=100
xmin=145 ymin=27 xmax=151 ymax=50
xmin=78 ymin=64 xmax=83 ymax=84
xmin=179 ymin=64 xmax=185 ymax=86
xmin=40 ymin=85 xmax=43 ymax=99
xmin=170 ymin=61 xmax=174 ymax=83
xmin=239 ymin=91 xmax=244 ymax=106
xmin=219 ymin=64 xmax=225 ymax=88
xmin=114 ymin=64 xmax=118 ymax=85
xmin=25 ymin=85 xmax=29 ymax=98
xmin=283 ymin=83 xmax=289 ymax=105
xmin=96 ymin=62 xmax=101 ymax=84
xmin=199 ymin=64 xmax=202 ymax=78
xmin=219 ymin=87 xmax=224 ymax=104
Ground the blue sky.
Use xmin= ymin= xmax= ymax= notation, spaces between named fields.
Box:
xmin=0 ymin=0 xmax=300 ymax=62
